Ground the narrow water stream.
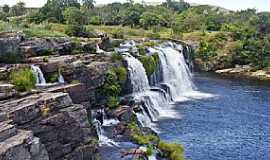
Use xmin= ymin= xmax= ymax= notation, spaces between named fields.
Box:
xmin=157 ymin=73 xmax=270 ymax=160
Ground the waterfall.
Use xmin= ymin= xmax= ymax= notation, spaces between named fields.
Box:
xmin=125 ymin=55 xmax=150 ymax=93
xmin=124 ymin=54 xmax=177 ymax=129
xmin=93 ymin=119 xmax=118 ymax=146
xmin=148 ymin=44 xmax=196 ymax=101
xmin=58 ymin=73 xmax=65 ymax=84
xmin=96 ymin=44 xmax=105 ymax=54
xmin=31 ymin=65 xmax=46 ymax=85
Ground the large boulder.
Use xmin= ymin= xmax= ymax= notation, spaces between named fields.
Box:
xmin=19 ymin=38 xmax=78 ymax=57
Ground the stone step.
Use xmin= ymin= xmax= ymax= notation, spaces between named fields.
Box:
xmin=0 ymin=112 xmax=7 ymax=122
xmin=0 ymin=121 xmax=17 ymax=142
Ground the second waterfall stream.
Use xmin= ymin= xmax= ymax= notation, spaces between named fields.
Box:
xmin=121 ymin=41 xmax=213 ymax=131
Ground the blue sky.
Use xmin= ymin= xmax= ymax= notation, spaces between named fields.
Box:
xmin=0 ymin=0 xmax=269 ymax=12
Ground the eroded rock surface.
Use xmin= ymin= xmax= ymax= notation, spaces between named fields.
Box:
xmin=0 ymin=92 xmax=98 ymax=160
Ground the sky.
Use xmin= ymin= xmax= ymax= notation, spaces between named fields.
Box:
xmin=0 ymin=0 xmax=269 ymax=12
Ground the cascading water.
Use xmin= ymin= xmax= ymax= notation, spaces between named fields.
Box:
xmin=58 ymin=73 xmax=65 ymax=84
xmin=125 ymin=54 xmax=150 ymax=93
xmin=31 ymin=65 xmax=46 ymax=85
xmin=148 ymin=42 xmax=214 ymax=101
xmin=124 ymin=54 xmax=177 ymax=129
xmin=93 ymin=119 xmax=118 ymax=146
xmin=148 ymin=44 xmax=196 ymax=101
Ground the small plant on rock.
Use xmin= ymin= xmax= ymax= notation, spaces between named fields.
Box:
xmin=10 ymin=68 xmax=36 ymax=92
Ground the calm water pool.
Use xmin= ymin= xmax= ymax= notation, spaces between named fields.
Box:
xmin=157 ymin=73 xmax=270 ymax=160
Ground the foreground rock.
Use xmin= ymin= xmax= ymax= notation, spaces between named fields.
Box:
xmin=0 ymin=92 xmax=99 ymax=160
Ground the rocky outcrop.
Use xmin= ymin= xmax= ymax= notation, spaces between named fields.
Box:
xmin=216 ymin=65 xmax=270 ymax=81
xmin=0 ymin=84 xmax=16 ymax=100
xmin=0 ymin=32 xmax=24 ymax=63
xmin=0 ymin=92 xmax=99 ymax=160
xmin=0 ymin=32 xmax=99 ymax=62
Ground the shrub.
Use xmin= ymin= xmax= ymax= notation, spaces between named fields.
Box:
xmin=111 ymin=28 xmax=124 ymax=39
xmin=138 ymin=55 xmax=159 ymax=77
xmin=137 ymin=45 xmax=146 ymax=55
xmin=158 ymin=141 xmax=185 ymax=160
xmin=47 ymin=72 xmax=58 ymax=83
xmin=132 ymin=134 xmax=159 ymax=145
xmin=10 ymin=68 xmax=36 ymax=92
xmin=111 ymin=52 xmax=123 ymax=62
xmin=146 ymin=32 xmax=161 ymax=39
xmin=65 ymin=25 xmax=86 ymax=37
xmin=89 ymin=16 xmax=101 ymax=25
xmin=112 ymin=67 xmax=127 ymax=87
xmin=106 ymin=96 xmax=120 ymax=109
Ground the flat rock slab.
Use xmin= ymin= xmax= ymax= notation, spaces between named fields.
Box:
xmin=0 ymin=92 xmax=72 ymax=124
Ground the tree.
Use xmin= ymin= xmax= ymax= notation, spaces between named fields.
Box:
xmin=10 ymin=2 xmax=26 ymax=16
xmin=140 ymin=11 xmax=162 ymax=29
xmin=2 ymin=4 xmax=10 ymax=14
xmin=123 ymin=4 xmax=145 ymax=27
xmin=38 ymin=0 xmax=80 ymax=23
xmin=81 ymin=0 xmax=95 ymax=9
xmin=64 ymin=7 xmax=86 ymax=25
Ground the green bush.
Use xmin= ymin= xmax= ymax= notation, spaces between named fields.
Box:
xmin=111 ymin=28 xmax=124 ymax=39
xmin=132 ymin=134 xmax=159 ymax=145
xmin=158 ymin=141 xmax=185 ymax=160
xmin=111 ymin=52 xmax=123 ymax=62
xmin=65 ymin=25 xmax=86 ymax=37
xmin=198 ymin=39 xmax=217 ymax=61
xmin=138 ymin=55 xmax=159 ymax=77
xmin=47 ymin=72 xmax=58 ymax=83
xmin=146 ymin=32 xmax=161 ymax=39
xmin=89 ymin=16 xmax=101 ymax=25
xmin=112 ymin=67 xmax=128 ymax=87
xmin=106 ymin=96 xmax=120 ymax=109
xmin=10 ymin=68 xmax=36 ymax=92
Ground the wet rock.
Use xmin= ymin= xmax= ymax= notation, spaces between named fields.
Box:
xmin=112 ymin=106 xmax=136 ymax=122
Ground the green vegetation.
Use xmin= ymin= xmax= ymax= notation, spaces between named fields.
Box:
xmin=47 ymin=72 xmax=58 ymax=83
xmin=71 ymin=79 xmax=80 ymax=84
xmin=10 ymin=68 xmax=36 ymax=92
xmin=127 ymin=121 xmax=184 ymax=160
xmin=0 ymin=52 xmax=21 ymax=64
xmin=98 ymin=67 xmax=127 ymax=108
xmin=111 ymin=52 xmax=124 ymax=62
xmin=0 ymin=0 xmax=268 ymax=70
xmin=158 ymin=141 xmax=185 ymax=160
xmin=138 ymin=55 xmax=159 ymax=77
xmin=106 ymin=96 xmax=120 ymax=109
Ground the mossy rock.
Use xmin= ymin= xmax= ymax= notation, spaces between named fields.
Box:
xmin=138 ymin=55 xmax=159 ymax=77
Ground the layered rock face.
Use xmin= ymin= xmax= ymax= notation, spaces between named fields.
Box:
xmin=0 ymin=32 xmax=99 ymax=62
xmin=0 ymin=92 xmax=98 ymax=160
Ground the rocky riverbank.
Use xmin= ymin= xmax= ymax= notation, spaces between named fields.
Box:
xmin=0 ymin=32 xmax=185 ymax=160
xmin=216 ymin=65 xmax=270 ymax=81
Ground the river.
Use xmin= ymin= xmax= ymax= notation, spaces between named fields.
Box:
xmin=157 ymin=73 xmax=270 ymax=160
